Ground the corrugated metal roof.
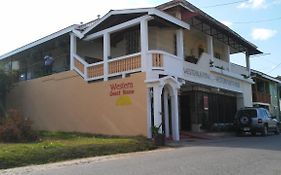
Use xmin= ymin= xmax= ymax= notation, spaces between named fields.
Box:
xmin=157 ymin=0 xmax=262 ymax=55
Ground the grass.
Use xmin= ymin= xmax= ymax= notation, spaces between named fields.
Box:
xmin=0 ymin=131 xmax=156 ymax=169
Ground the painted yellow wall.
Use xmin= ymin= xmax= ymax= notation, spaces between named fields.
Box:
xmin=7 ymin=71 xmax=148 ymax=136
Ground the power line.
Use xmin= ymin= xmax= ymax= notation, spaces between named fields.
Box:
xmin=233 ymin=16 xmax=281 ymax=24
xmin=202 ymin=0 xmax=249 ymax=8
xmin=267 ymin=62 xmax=281 ymax=74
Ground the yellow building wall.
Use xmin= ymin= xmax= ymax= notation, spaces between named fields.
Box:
xmin=7 ymin=71 xmax=148 ymax=136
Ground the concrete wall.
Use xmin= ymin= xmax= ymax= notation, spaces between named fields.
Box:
xmin=7 ymin=71 xmax=148 ymax=136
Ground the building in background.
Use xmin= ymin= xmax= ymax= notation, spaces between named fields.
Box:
xmin=0 ymin=0 xmax=262 ymax=140
xmin=251 ymin=70 xmax=281 ymax=120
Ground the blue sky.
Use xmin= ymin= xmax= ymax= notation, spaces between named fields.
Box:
xmin=0 ymin=0 xmax=280 ymax=77
xmin=185 ymin=0 xmax=281 ymax=77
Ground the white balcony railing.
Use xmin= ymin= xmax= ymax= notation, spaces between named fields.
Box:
xmin=73 ymin=53 xmax=141 ymax=81
xmin=212 ymin=57 xmax=230 ymax=71
xmin=73 ymin=50 xmax=250 ymax=82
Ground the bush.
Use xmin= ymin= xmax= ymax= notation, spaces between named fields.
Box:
xmin=0 ymin=109 xmax=38 ymax=143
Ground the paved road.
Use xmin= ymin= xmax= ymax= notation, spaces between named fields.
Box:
xmin=2 ymin=134 xmax=281 ymax=175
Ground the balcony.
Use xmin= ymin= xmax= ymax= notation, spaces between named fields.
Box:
xmin=252 ymin=91 xmax=271 ymax=104
xmin=73 ymin=50 xmax=251 ymax=84
xmin=73 ymin=53 xmax=142 ymax=81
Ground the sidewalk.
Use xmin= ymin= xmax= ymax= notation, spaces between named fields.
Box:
xmin=166 ymin=132 xmax=236 ymax=147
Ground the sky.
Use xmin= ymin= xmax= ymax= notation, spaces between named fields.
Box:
xmin=0 ymin=0 xmax=280 ymax=77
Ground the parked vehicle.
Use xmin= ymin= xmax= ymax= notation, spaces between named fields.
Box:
xmin=234 ymin=107 xmax=280 ymax=136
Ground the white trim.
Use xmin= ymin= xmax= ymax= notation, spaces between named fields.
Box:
xmin=108 ymin=52 xmax=141 ymax=63
xmin=73 ymin=53 xmax=88 ymax=65
xmin=148 ymin=9 xmax=190 ymax=29
xmin=0 ymin=25 xmax=78 ymax=60
xmin=83 ymin=8 xmax=190 ymax=40
xmin=82 ymin=8 xmax=152 ymax=35
xmin=73 ymin=67 xmax=85 ymax=79
xmin=70 ymin=34 xmax=77 ymax=70
xmin=103 ymin=33 xmax=110 ymax=81
xmin=148 ymin=50 xmax=182 ymax=61
xmin=84 ymin=15 xmax=153 ymax=41
xmin=86 ymin=61 xmax=104 ymax=68
xmin=160 ymin=2 xmax=195 ymax=13
xmin=210 ymin=67 xmax=254 ymax=84
xmin=146 ymin=88 xmax=152 ymax=139
xmin=141 ymin=19 xmax=149 ymax=72
xmin=207 ymin=35 xmax=214 ymax=60
xmin=176 ymin=29 xmax=184 ymax=59
xmin=108 ymin=68 xmax=142 ymax=78
xmin=72 ymin=29 xmax=84 ymax=39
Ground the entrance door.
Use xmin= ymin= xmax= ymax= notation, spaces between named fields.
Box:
xmin=180 ymin=94 xmax=192 ymax=131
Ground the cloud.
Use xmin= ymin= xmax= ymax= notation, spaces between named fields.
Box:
xmin=238 ymin=0 xmax=267 ymax=9
xmin=251 ymin=28 xmax=277 ymax=40
xmin=0 ymin=0 xmax=156 ymax=55
xmin=221 ymin=21 xmax=233 ymax=27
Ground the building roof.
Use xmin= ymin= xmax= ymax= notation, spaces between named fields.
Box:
xmin=0 ymin=0 xmax=262 ymax=61
xmin=157 ymin=0 xmax=262 ymax=55
xmin=0 ymin=25 xmax=79 ymax=60
xmin=251 ymin=69 xmax=281 ymax=84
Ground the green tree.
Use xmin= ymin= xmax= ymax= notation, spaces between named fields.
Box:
xmin=0 ymin=68 xmax=14 ymax=117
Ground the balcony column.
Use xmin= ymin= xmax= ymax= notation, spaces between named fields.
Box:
xmin=140 ymin=19 xmax=149 ymax=72
xmin=153 ymin=85 xmax=163 ymax=133
xmin=226 ymin=45 xmax=231 ymax=71
xmin=176 ymin=29 xmax=184 ymax=59
xmin=70 ymin=33 xmax=77 ymax=70
xmin=207 ymin=35 xmax=214 ymax=60
xmin=103 ymin=33 xmax=110 ymax=81
xmin=245 ymin=52 xmax=250 ymax=76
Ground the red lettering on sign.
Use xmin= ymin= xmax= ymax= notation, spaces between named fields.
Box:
xmin=109 ymin=82 xmax=134 ymax=96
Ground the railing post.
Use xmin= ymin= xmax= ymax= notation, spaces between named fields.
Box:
xmin=227 ymin=45 xmax=231 ymax=72
xmin=141 ymin=19 xmax=149 ymax=72
xmin=207 ymin=35 xmax=214 ymax=61
xmin=84 ymin=65 xmax=88 ymax=80
xmin=70 ymin=33 xmax=77 ymax=70
xmin=103 ymin=33 xmax=110 ymax=81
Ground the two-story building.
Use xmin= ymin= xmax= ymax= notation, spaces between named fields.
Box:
xmin=251 ymin=70 xmax=281 ymax=119
xmin=0 ymin=0 xmax=262 ymax=141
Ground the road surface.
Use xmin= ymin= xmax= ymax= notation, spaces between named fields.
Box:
xmin=1 ymin=134 xmax=281 ymax=175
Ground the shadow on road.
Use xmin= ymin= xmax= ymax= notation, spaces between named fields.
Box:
xmin=170 ymin=133 xmax=281 ymax=152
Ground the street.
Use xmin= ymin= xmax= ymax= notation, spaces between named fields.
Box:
xmin=2 ymin=134 xmax=281 ymax=175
